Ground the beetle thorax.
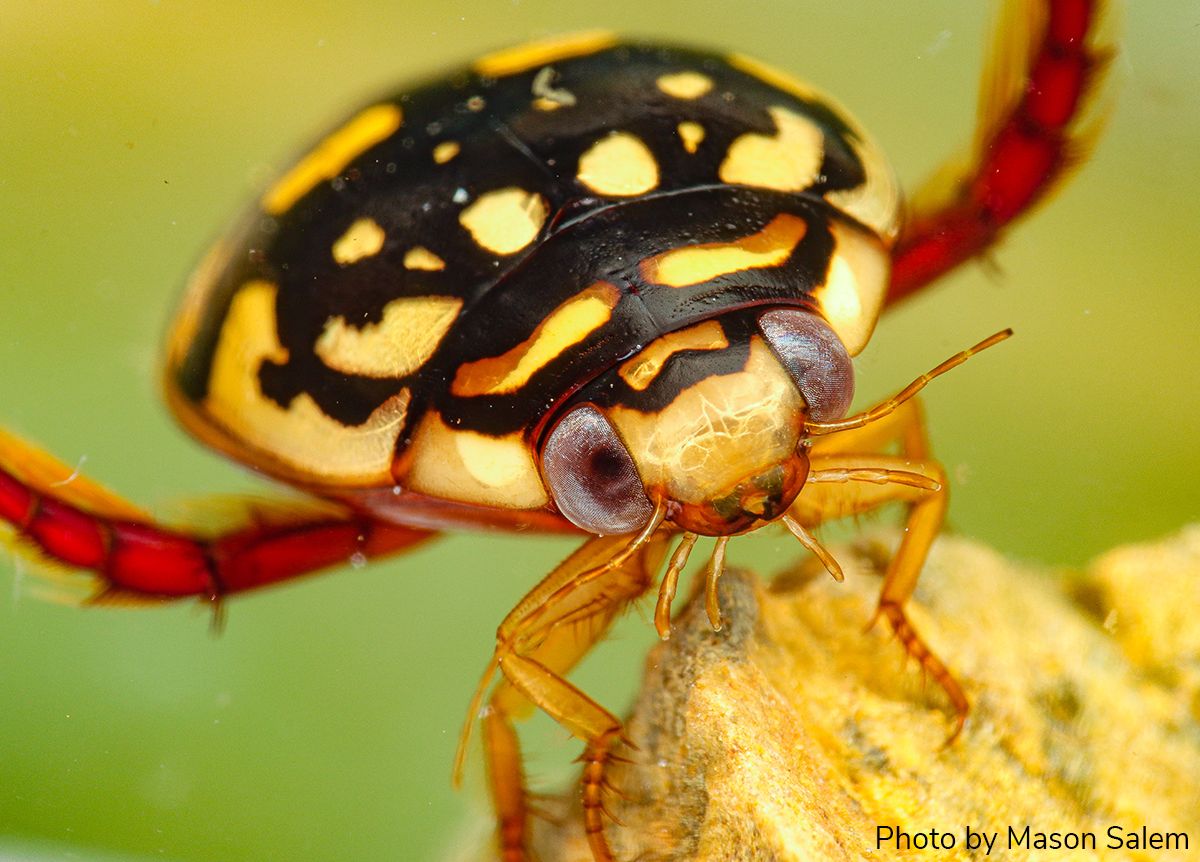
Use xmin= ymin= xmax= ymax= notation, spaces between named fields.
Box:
xmin=539 ymin=307 xmax=854 ymax=537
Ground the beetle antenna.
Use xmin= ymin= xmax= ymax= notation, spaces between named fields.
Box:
xmin=781 ymin=515 xmax=844 ymax=582
xmin=805 ymin=329 xmax=1012 ymax=435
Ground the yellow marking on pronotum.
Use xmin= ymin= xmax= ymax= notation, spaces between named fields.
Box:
xmin=577 ymin=132 xmax=659 ymax=197
xmin=719 ymin=105 xmax=825 ymax=192
xmin=458 ymin=187 xmax=548 ymax=255
xmin=619 ymin=321 xmax=728 ymax=391
xmin=656 ymin=71 xmax=714 ymax=100
xmin=261 ymin=104 xmax=402 ymax=215
xmin=451 ymin=281 xmax=621 ymax=397
xmin=403 ymin=411 xmax=548 ymax=509
xmin=811 ymin=220 xmax=889 ymax=356
xmin=609 ymin=338 xmax=805 ymax=506
xmin=473 ymin=31 xmax=618 ymax=77
xmin=204 ymin=281 xmax=410 ymax=483
xmin=641 ymin=213 xmax=808 ymax=288
xmin=315 ymin=295 xmax=463 ymax=377
xmin=433 ymin=141 xmax=461 ymax=164
xmin=403 ymin=246 xmax=446 ymax=271
xmin=331 ymin=217 xmax=386 ymax=265
xmin=677 ymin=121 xmax=705 ymax=154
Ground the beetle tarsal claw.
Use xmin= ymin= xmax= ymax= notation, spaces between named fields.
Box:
xmin=782 ymin=514 xmax=845 ymax=582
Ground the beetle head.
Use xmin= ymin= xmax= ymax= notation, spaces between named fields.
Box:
xmin=538 ymin=307 xmax=854 ymax=537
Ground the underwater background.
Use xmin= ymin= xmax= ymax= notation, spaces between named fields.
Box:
xmin=1 ymin=2 xmax=1197 ymax=859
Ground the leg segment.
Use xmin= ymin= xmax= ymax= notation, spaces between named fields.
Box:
xmin=0 ymin=428 xmax=432 ymax=603
xmin=459 ymin=532 xmax=669 ymax=862
xmin=888 ymin=0 xmax=1111 ymax=303
xmin=792 ymin=401 xmax=968 ymax=738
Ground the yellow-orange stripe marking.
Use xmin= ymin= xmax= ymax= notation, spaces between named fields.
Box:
xmin=316 ymin=295 xmax=462 ymax=377
xmin=619 ymin=321 xmax=729 ymax=391
xmin=641 ymin=213 xmax=808 ymax=288
xmin=474 ymin=31 xmax=618 ymax=77
xmin=451 ymin=282 xmax=620 ymax=396
xmin=205 ymin=281 xmax=410 ymax=483
xmin=262 ymin=103 xmax=402 ymax=215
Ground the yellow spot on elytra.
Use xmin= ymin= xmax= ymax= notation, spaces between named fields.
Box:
xmin=677 ymin=121 xmax=705 ymax=154
xmin=532 ymin=97 xmax=563 ymax=111
xmin=433 ymin=141 xmax=460 ymax=164
xmin=827 ymin=137 xmax=901 ymax=241
xmin=261 ymin=103 xmax=402 ymax=215
xmin=451 ymin=282 xmax=620 ymax=397
xmin=619 ymin=321 xmax=729 ymax=391
xmin=609 ymin=338 xmax=805 ymax=506
xmin=812 ymin=220 xmax=889 ymax=356
xmin=474 ymin=31 xmax=618 ymax=77
xmin=719 ymin=106 xmax=824 ymax=192
xmin=403 ymin=246 xmax=446 ymax=271
xmin=204 ymin=281 xmax=410 ymax=483
xmin=729 ymin=53 xmax=897 ymax=237
xmin=641 ymin=213 xmax=808 ymax=288
xmin=656 ymin=71 xmax=714 ymax=100
xmin=577 ymin=132 xmax=659 ymax=197
xmin=458 ymin=187 xmax=548 ymax=255
xmin=403 ymin=411 xmax=547 ymax=509
xmin=315 ymin=295 xmax=462 ymax=377
xmin=331 ymin=217 xmax=386 ymax=265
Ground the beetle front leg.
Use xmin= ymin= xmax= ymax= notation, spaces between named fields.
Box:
xmin=458 ymin=532 xmax=668 ymax=862
xmin=792 ymin=397 xmax=967 ymax=739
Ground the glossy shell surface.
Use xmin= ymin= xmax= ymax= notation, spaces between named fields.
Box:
xmin=165 ymin=33 xmax=899 ymax=521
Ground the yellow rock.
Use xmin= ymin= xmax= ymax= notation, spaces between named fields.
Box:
xmin=462 ymin=527 xmax=1200 ymax=861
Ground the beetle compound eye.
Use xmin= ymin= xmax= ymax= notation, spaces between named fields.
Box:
xmin=540 ymin=406 xmax=654 ymax=536
xmin=759 ymin=309 xmax=855 ymax=421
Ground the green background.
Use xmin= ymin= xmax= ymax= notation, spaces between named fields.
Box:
xmin=1 ymin=2 xmax=1197 ymax=860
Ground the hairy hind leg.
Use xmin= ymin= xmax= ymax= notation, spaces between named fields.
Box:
xmin=0 ymin=427 xmax=432 ymax=605
xmin=888 ymin=0 xmax=1111 ymax=302
xmin=457 ymin=532 xmax=669 ymax=862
